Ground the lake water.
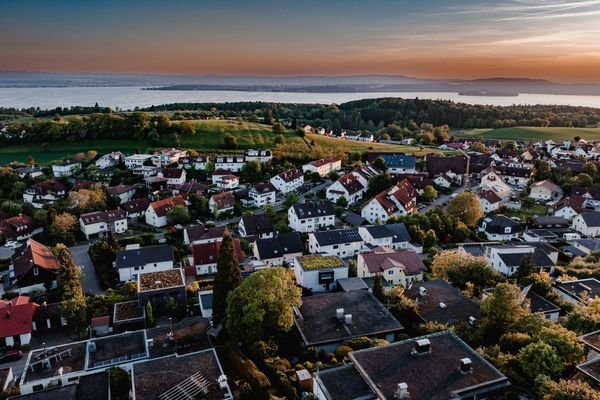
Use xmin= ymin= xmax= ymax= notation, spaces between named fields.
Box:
xmin=2 ymin=86 xmax=600 ymax=109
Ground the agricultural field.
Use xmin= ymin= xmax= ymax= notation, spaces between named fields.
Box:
xmin=455 ymin=126 xmax=600 ymax=142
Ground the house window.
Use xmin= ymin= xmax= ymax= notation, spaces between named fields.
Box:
xmin=388 ymin=270 xmax=393 ymax=275
xmin=504 ymin=227 xmax=512 ymax=233
xmin=33 ymin=267 xmax=39 ymax=276
xmin=134 ymin=267 xmax=139 ymax=271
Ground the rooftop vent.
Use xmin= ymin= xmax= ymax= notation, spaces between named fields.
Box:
xmin=336 ymin=308 xmax=345 ymax=319
xmin=413 ymin=338 xmax=431 ymax=354
xmin=344 ymin=314 xmax=353 ymax=325
xmin=395 ymin=382 xmax=409 ymax=399
xmin=419 ymin=287 xmax=427 ymax=296
xmin=439 ymin=302 xmax=447 ymax=309
xmin=468 ymin=316 xmax=477 ymax=326
xmin=460 ymin=358 xmax=472 ymax=374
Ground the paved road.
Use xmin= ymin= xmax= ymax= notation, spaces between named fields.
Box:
xmin=70 ymin=244 xmax=104 ymax=295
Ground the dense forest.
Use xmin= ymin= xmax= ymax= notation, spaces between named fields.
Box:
xmin=1 ymin=98 xmax=600 ymax=145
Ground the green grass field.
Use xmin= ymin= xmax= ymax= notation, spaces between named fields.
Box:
xmin=455 ymin=126 xmax=600 ymax=141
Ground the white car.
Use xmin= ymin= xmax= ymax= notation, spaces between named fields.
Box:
xmin=4 ymin=241 xmax=20 ymax=249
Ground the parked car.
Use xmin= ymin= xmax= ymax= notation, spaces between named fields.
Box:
xmin=4 ymin=241 xmax=19 ymax=249
xmin=0 ymin=350 xmax=23 ymax=363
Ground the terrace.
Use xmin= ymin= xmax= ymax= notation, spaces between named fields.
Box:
xmin=113 ymin=300 xmax=145 ymax=322
xmin=86 ymin=331 xmax=148 ymax=369
xmin=24 ymin=342 xmax=87 ymax=384
xmin=138 ymin=269 xmax=185 ymax=292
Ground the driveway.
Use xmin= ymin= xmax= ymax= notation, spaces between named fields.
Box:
xmin=70 ymin=244 xmax=104 ymax=295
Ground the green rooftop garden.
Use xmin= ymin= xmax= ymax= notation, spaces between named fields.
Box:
xmin=298 ymin=255 xmax=345 ymax=270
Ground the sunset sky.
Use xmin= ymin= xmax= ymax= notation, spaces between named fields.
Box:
xmin=2 ymin=0 xmax=600 ymax=82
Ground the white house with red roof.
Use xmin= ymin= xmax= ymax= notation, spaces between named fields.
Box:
xmin=79 ymin=209 xmax=128 ymax=239
xmin=0 ymin=214 xmax=43 ymax=242
xmin=0 ymin=296 xmax=37 ymax=346
xmin=529 ymin=180 xmax=563 ymax=201
xmin=270 ymin=168 xmax=304 ymax=194
xmin=357 ymin=247 xmax=426 ymax=287
xmin=145 ymin=196 xmax=186 ymax=227
xmin=22 ymin=179 xmax=67 ymax=208
xmin=326 ymin=166 xmax=379 ymax=205
xmin=361 ymin=179 xmax=417 ymax=224
xmin=302 ymin=156 xmax=342 ymax=177
xmin=211 ymin=170 xmax=240 ymax=189
xmin=190 ymin=240 xmax=243 ymax=275
xmin=9 ymin=239 xmax=60 ymax=293
xmin=108 ymin=184 xmax=136 ymax=204
xmin=209 ymin=191 xmax=236 ymax=217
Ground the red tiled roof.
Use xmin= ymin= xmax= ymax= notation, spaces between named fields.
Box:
xmin=91 ymin=315 xmax=110 ymax=327
xmin=0 ymin=214 xmax=39 ymax=239
xmin=338 ymin=174 xmax=365 ymax=195
xmin=28 ymin=180 xmax=67 ymax=196
xmin=160 ymin=168 xmax=184 ymax=179
xmin=210 ymin=191 xmax=236 ymax=210
xmin=309 ymin=156 xmax=341 ymax=168
xmin=479 ymin=190 xmax=502 ymax=204
xmin=0 ymin=296 xmax=37 ymax=338
xmin=191 ymin=240 xmax=243 ymax=266
xmin=149 ymin=196 xmax=186 ymax=217
xmin=80 ymin=209 xmax=127 ymax=225
xmin=360 ymin=248 xmax=426 ymax=275
xmin=276 ymin=168 xmax=303 ymax=183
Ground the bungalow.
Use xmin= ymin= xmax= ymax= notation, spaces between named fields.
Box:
xmin=9 ymin=239 xmax=60 ymax=293
xmin=357 ymin=247 xmax=426 ymax=287
xmin=302 ymin=156 xmax=342 ymax=177
xmin=270 ymin=168 xmax=304 ymax=194
xmin=571 ymin=212 xmax=600 ymax=237
xmin=95 ymin=152 xmax=124 ymax=169
xmin=294 ymin=290 xmax=403 ymax=352
xmin=358 ymin=223 xmax=416 ymax=251
xmin=145 ymin=196 xmax=186 ymax=227
xmin=0 ymin=214 xmax=43 ymax=242
xmin=308 ymin=229 xmax=364 ymax=258
xmin=238 ymin=214 xmax=275 ymax=239
xmin=22 ymin=179 xmax=67 ymax=208
xmin=252 ymin=232 xmax=304 ymax=266
xmin=79 ymin=209 xmax=128 ymax=240
xmin=121 ymin=197 xmax=150 ymax=219
xmin=124 ymin=154 xmax=153 ymax=169
xmin=529 ymin=180 xmax=563 ymax=202
xmin=248 ymin=183 xmax=277 ymax=207
xmin=51 ymin=160 xmax=81 ymax=177
xmin=294 ymin=255 xmax=348 ymax=292
xmin=361 ymin=179 xmax=417 ymax=224
xmin=288 ymin=200 xmax=335 ymax=233
xmin=209 ymin=191 xmax=236 ymax=217
xmin=214 ymin=155 xmax=246 ymax=172
xmin=107 ymin=184 xmax=136 ymax=204
xmin=190 ymin=240 xmax=243 ymax=275
xmin=183 ymin=224 xmax=226 ymax=245
xmin=478 ymin=215 xmax=521 ymax=241
xmin=211 ymin=170 xmax=240 ymax=189
xmin=115 ymin=244 xmax=174 ymax=282
xmin=245 ymin=148 xmax=273 ymax=163
xmin=479 ymin=190 xmax=503 ymax=214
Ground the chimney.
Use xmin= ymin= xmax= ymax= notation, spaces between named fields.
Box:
xmin=460 ymin=358 xmax=472 ymax=374
xmin=5 ymin=311 xmax=11 ymax=319
xmin=419 ymin=286 xmax=427 ymax=296
xmin=413 ymin=338 xmax=430 ymax=355
xmin=468 ymin=316 xmax=477 ymax=326
xmin=344 ymin=314 xmax=353 ymax=325
xmin=395 ymin=382 xmax=408 ymax=399
xmin=439 ymin=302 xmax=447 ymax=309
xmin=336 ymin=308 xmax=345 ymax=319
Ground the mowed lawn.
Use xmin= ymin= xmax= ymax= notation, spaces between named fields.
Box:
xmin=455 ymin=126 xmax=600 ymax=141
xmin=0 ymin=139 xmax=148 ymax=165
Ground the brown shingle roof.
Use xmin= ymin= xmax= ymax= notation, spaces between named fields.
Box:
xmin=360 ymin=247 xmax=426 ymax=276
xmin=149 ymin=196 xmax=186 ymax=217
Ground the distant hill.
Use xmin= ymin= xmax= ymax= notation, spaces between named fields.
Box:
xmin=1 ymin=71 xmax=600 ymax=96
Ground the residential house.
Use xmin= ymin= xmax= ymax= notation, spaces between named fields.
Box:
xmin=238 ymin=214 xmax=275 ymax=239
xmin=483 ymin=285 xmax=560 ymax=321
xmin=479 ymin=168 xmax=512 ymax=199
xmin=326 ymin=166 xmax=379 ymax=205
xmin=151 ymin=148 xmax=187 ymax=167
xmin=495 ymin=165 xmax=531 ymax=186
xmin=183 ymin=224 xmax=226 ymax=245
xmin=178 ymin=180 xmax=208 ymax=200
xmin=145 ymin=196 xmax=186 ymax=227
xmin=132 ymin=165 xmax=159 ymax=177
xmin=478 ymin=215 xmax=521 ymax=241
xmin=122 ymin=198 xmax=151 ymax=219
xmin=308 ymin=229 xmax=364 ymax=258
xmin=288 ymin=200 xmax=335 ymax=233
xmin=79 ymin=209 xmax=128 ymax=239
xmin=51 ymin=160 xmax=81 ymax=177
xmin=484 ymin=244 xmax=556 ymax=276
xmin=479 ymin=190 xmax=503 ymax=213
xmin=270 ymin=168 xmax=304 ymax=194
xmin=570 ymin=238 xmax=600 ymax=255
xmin=554 ymin=278 xmax=600 ymax=303
xmin=294 ymin=290 xmax=403 ymax=352
xmin=190 ymin=240 xmax=243 ymax=275
xmin=209 ymin=191 xmax=236 ymax=217
xmin=178 ymin=154 xmax=209 ymax=170
xmin=248 ymin=183 xmax=276 ymax=207
xmin=554 ymin=195 xmax=586 ymax=220
xmin=313 ymin=331 xmax=509 ymax=400
xmin=367 ymin=153 xmax=416 ymax=174
xmin=115 ymin=244 xmax=174 ymax=282
xmin=252 ymin=232 xmax=304 ymax=266
xmin=0 ymin=296 xmax=38 ymax=347
xmin=211 ymin=170 xmax=239 ymax=189
xmin=361 ymin=179 xmax=417 ymax=224
xmin=405 ymin=280 xmax=481 ymax=326
xmin=214 ymin=155 xmax=246 ymax=172
xmin=571 ymin=212 xmax=600 ymax=237
xmin=358 ymin=223 xmax=418 ymax=251
xmin=108 ymin=184 xmax=136 ymax=204
xmin=95 ymin=152 xmax=124 ymax=169
xmin=124 ymin=154 xmax=153 ymax=169
xmin=23 ymin=180 xmax=67 ymax=208
xmin=157 ymin=168 xmax=186 ymax=188
xmin=302 ymin=156 xmax=342 ymax=177
xmin=357 ymin=247 xmax=426 ymax=287
xmin=245 ymin=148 xmax=273 ymax=163
xmin=13 ymin=166 xmax=43 ymax=179
xmin=426 ymin=154 xmax=467 ymax=179
xmin=9 ymin=239 xmax=60 ymax=293
xmin=294 ymin=255 xmax=348 ymax=292
xmin=0 ymin=214 xmax=43 ymax=242
xmin=529 ymin=180 xmax=563 ymax=202
xmin=528 ymin=216 xmax=570 ymax=229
